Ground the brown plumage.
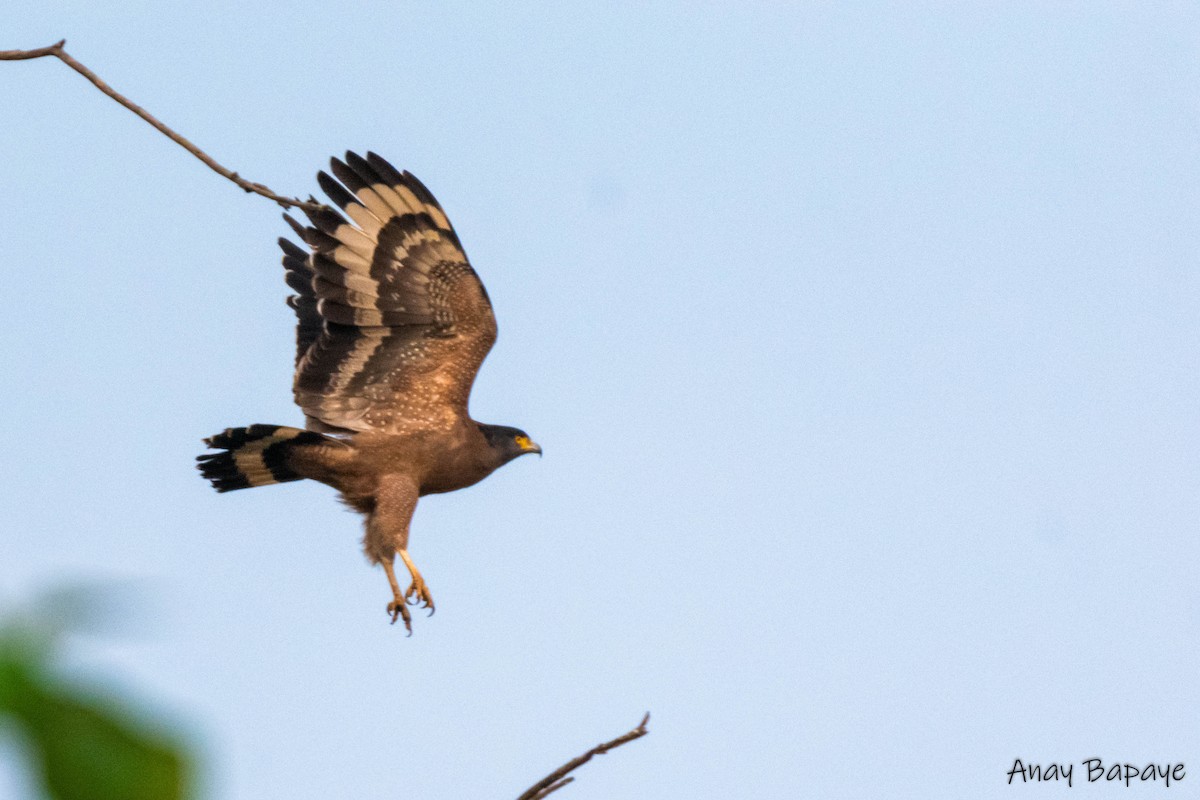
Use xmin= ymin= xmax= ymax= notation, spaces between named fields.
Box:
xmin=197 ymin=152 xmax=540 ymax=633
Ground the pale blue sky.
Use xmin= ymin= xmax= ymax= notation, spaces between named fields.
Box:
xmin=3 ymin=3 xmax=1199 ymax=798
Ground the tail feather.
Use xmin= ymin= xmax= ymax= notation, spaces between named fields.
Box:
xmin=197 ymin=424 xmax=330 ymax=492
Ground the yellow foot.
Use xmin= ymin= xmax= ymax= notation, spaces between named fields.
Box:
xmin=387 ymin=596 xmax=414 ymax=635
xmin=405 ymin=574 xmax=435 ymax=616
xmin=398 ymin=549 xmax=435 ymax=616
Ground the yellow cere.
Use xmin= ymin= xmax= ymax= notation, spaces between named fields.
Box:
xmin=515 ymin=435 xmax=533 ymax=450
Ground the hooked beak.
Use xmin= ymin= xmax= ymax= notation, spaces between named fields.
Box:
xmin=515 ymin=436 xmax=542 ymax=457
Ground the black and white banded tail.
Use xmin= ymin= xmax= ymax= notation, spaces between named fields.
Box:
xmin=197 ymin=425 xmax=329 ymax=492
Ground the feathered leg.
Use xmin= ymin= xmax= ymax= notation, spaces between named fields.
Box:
xmin=364 ymin=475 xmax=433 ymax=633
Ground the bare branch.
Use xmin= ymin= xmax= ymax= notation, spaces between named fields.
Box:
xmin=517 ymin=713 xmax=650 ymax=800
xmin=0 ymin=40 xmax=325 ymax=212
xmin=533 ymin=778 xmax=574 ymax=799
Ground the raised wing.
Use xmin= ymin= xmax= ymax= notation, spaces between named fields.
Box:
xmin=280 ymin=152 xmax=497 ymax=434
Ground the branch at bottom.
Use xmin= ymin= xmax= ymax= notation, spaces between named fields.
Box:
xmin=516 ymin=713 xmax=650 ymax=800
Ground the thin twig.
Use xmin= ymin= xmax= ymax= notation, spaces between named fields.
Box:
xmin=0 ymin=40 xmax=324 ymax=212
xmin=533 ymin=778 xmax=574 ymax=799
xmin=516 ymin=713 xmax=650 ymax=800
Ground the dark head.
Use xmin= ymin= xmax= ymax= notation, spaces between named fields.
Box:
xmin=479 ymin=424 xmax=542 ymax=467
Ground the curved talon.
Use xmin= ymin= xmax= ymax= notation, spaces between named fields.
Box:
xmin=390 ymin=551 xmax=433 ymax=632
xmin=387 ymin=600 xmax=413 ymax=635
xmin=404 ymin=579 xmax=434 ymax=612
xmin=381 ymin=559 xmax=413 ymax=633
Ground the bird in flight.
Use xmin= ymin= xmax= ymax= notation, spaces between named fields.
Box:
xmin=197 ymin=152 xmax=541 ymax=633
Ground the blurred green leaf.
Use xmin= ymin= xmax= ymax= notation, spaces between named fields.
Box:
xmin=0 ymin=624 xmax=193 ymax=800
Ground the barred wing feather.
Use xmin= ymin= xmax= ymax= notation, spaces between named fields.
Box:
xmin=278 ymin=152 xmax=497 ymax=434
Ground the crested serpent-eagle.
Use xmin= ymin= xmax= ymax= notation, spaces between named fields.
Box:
xmin=197 ymin=152 xmax=541 ymax=633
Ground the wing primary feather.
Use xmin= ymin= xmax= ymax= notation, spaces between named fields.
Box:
xmin=332 ymin=155 xmax=372 ymax=194
xmin=317 ymin=171 xmax=358 ymax=211
xmin=388 ymin=165 xmax=457 ymax=238
xmin=279 ymin=237 xmax=314 ymax=293
xmin=365 ymin=152 xmax=405 ymax=187
xmin=278 ymin=236 xmax=308 ymax=261
xmin=313 ymin=275 xmax=382 ymax=309
xmin=312 ymin=254 xmax=384 ymax=296
xmin=317 ymin=299 xmax=384 ymax=327
xmin=401 ymin=170 xmax=444 ymax=211
xmin=282 ymin=213 xmax=310 ymax=241
xmin=321 ymin=166 xmax=384 ymax=234
xmin=301 ymin=226 xmax=340 ymax=253
xmin=343 ymin=152 xmax=387 ymax=188
xmin=303 ymin=204 xmax=349 ymax=236
xmin=284 ymin=272 xmax=312 ymax=295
